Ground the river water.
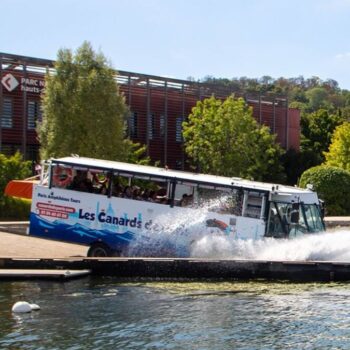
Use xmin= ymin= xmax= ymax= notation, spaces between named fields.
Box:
xmin=1 ymin=278 xmax=350 ymax=350
xmin=2 ymin=229 xmax=350 ymax=349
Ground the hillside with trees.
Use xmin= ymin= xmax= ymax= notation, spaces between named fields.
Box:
xmin=200 ymin=75 xmax=350 ymax=184
xmin=193 ymin=75 xmax=350 ymax=214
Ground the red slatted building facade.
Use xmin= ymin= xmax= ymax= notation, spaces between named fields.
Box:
xmin=0 ymin=52 xmax=300 ymax=170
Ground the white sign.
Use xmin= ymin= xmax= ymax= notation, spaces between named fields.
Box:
xmin=1 ymin=73 xmax=45 ymax=93
xmin=20 ymin=77 xmax=45 ymax=93
xmin=1 ymin=73 xmax=19 ymax=92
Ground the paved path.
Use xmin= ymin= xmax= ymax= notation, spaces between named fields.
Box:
xmin=324 ymin=217 xmax=350 ymax=227
xmin=0 ymin=231 xmax=88 ymax=258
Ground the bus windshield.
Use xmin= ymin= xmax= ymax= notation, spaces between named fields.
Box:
xmin=302 ymin=203 xmax=325 ymax=232
xmin=267 ymin=202 xmax=325 ymax=238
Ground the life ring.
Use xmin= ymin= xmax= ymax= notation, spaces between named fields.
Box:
xmin=52 ymin=166 xmax=73 ymax=187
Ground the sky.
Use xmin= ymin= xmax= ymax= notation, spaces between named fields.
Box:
xmin=2 ymin=0 xmax=350 ymax=89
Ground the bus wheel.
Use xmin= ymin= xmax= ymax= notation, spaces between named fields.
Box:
xmin=87 ymin=243 xmax=112 ymax=257
xmin=112 ymin=249 xmax=122 ymax=257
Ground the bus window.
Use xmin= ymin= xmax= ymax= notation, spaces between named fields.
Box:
xmin=303 ymin=204 xmax=325 ymax=232
xmin=266 ymin=201 xmax=314 ymax=238
xmin=51 ymin=165 xmax=110 ymax=194
xmin=111 ymin=172 xmax=171 ymax=205
xmin=69 ymin=169 xmax=93 ymax=193
xmin=266 ymin=204 xmax=286 ymax=238
xmin=243 ymin=192 xmax=263 ymax=219
xmin=196 ymin=187 xmax=243 ymax=215
xmin=175 ymin=183 xmax=195 ymax=207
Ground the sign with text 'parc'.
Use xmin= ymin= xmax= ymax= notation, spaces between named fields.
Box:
xmin=1 ymin=73 xmax=45 ymax=93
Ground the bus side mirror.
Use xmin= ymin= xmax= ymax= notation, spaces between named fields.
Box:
xmin=290 ymin=211 xmax=299 ymax=224
xmin=319 ymin=200 xmax=325 ymax=218
xmin=290 ymin=203 xmax=300 ymax=223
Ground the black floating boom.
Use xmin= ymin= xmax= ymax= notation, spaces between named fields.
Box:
xmin=1 ymin=257 xmax=350 ymax=282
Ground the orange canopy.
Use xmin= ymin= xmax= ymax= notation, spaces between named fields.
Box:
xmin=4 ymin=180 xmax=38 ymax=199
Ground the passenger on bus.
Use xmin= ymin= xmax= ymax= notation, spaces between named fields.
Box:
xmin=141 ymin=189 xmax=150 ymax=201
xmin=180 ymin=194 xmax=193 ymax=207
xmin=160 ymin=197 xmax=170 ymax=205
xmin=99 ymin=183 xmax=108 ymax=195
xmin=132 ymin=186 xmax=142 ymax=200
xmin=123 ymin=186 xmax=133 ymax=199
xmin=157 ymin=188 xmax=167 ymax=197
xmin=149 ymin=190 xmax=158 ymax=202
xmin=112 ymin=184 xmax=123 ymax=197
xmin=70 ymin=170 xmax=93 ymax=193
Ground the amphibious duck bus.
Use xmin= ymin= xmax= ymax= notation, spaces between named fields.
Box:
xmin=28 ymin=156 xmax=325 ymax=257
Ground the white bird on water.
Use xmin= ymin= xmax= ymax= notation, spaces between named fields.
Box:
xmin=12 ymin=301 xmax=40 ymax=313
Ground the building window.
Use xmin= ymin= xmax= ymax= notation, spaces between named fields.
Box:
xmin=1 ymin=98 xmax=13 ymax=128
xmin=160 ymin=115 xmax=166 ymax=138
xmin=148 ymin=113 xmax=155 ymax=140
xmin=27 ymin=100 xmax=42 ymax=130
xmin=176 ymin=116 xmax=183 ymax=142
xmin=128 ymin=112 xmax=138 ymax=138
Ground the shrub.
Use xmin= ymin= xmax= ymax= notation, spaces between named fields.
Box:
xmin=0 ymin=152 xmax=32 ymax=194
xmin=0 ymin=152 xmax=32 ymax=220
xmin=0 ymin=197 xmax=31 ymax=220
xmin=299 ymin=165 xmax=350 ymax=216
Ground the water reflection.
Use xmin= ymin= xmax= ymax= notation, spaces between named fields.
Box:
xmin=1 ymin=278 xmax=350 ymax=349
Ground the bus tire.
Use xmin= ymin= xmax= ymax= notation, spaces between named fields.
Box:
xmin=112 ymin=249 xmax=122 ymax=257
xmin=87 ymin=242 xmax=112 ymax=257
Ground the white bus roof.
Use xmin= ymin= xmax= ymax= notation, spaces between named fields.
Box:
xmin=51 ymin=156 xmax=314 ymax=196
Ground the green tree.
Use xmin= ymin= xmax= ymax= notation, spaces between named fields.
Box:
xmin=289 ymin=86 xmax=308 ymax=104
xmin=182 ymin=95 xmax=285 ymax=181
xmin=305 ymin=87 xmax=332 ymax=111
xmin=38 ymin=41 xmax=134 ymax=162
xmin=299 ymin=165 xmax=350 ymax=215
xmin=339 ymin=105 xmax=350 ymax=120
xmin=0 ymin=152 xmax=31 ymax=195
xmin=300 ymin=109 xmax=345 ymax=163
xmin=0 ymin=152 xmax=32 ymax=220
xmin=324 ymin=122 xmax=350 ymax=171
xmin=281 ymin=148 xmax=320 ymax=185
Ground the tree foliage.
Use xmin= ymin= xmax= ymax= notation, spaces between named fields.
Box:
xmin=200 ymin=75 xmax=350 ymax=185
xmin=300 ymin=109 xmax=345 ymax=162
xmin=299 ymin=165 xmax=350 ymax=215
xmin=0 ymin=152 xmax=31 ymax=195
xmin=201 ymin=74 xmax=350 ymax=114
xmin=324 ymin=122 xmax=350 ymax=171
xmin=0 ymin=152 xmax=32 ymax=220
xmin=281 ymin=148 xmax=320 ymax=185
xmin=38 ymin=41 xmax=136 ymax=162
xmin=182 ymin=95 xmax=285 ymax=181
xmin=305 ymin=87 xmax=332 ymax=111
xmin=280 ymin=108 xmax=347 ymax=184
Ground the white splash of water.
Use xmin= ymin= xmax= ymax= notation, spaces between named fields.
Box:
xmin=127 ymin=195 xmax=350 ymax=262
xmin=128 ymin=198 xmax=227 ymax=257
xmin=191 ymin=229 xmax=350 ymax=262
